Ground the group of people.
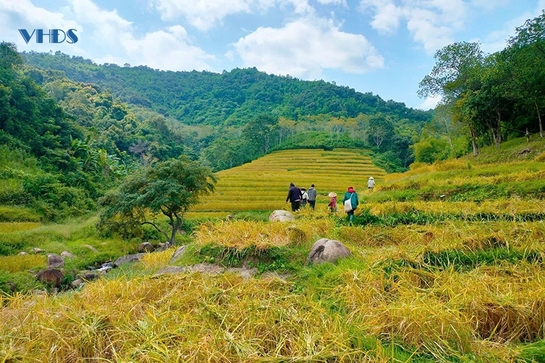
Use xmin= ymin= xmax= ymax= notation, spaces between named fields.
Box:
xmin=286 ymin=176 xmax=375 ymax=224
xmin=286 ymin=183 xmax=318 ymax=211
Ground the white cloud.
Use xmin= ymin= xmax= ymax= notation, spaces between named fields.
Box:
xmin=359 ymin=0 xmax=402 ymax=34
xmin=0 ymin=0 xmax=215 ymax=71
xmin=150 ymin=0 xmax=252 ymax=31
xmin=315 ymin=0 xmax=346 ymax=5
xmin=231 ymin=16 xmax=384 ymax=79
xmin=419 ymin=95 xmax=441 ymax=110
xmin=68 ymin=0 xmax=216 ymax=70
xmin=150 ymin=0 xmax=315 ymax=31
xmin=359 ymin=0 xmax=471 ymax=53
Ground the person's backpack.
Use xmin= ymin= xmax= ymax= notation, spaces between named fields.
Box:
xmin=344 ymin=197 xmax=353 ymax=212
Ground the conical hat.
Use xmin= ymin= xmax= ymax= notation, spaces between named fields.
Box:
xmin=328 ymin=192 xmax=337 ymax=197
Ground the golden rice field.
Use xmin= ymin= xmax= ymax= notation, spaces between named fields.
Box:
xmin=2 ymin=143 xmax=545 ymax=362
xmin=190 ymin=148 xmax=385 ymax=214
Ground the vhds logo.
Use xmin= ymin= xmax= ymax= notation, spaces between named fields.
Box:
xmin=19 ymin=29 xmax=78 ymax=44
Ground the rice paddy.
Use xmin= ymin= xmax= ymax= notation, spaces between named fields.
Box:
xmin=2 ymin=146 xmax=545 ymax=362
xmin=191 ymin=148 xmax=385 ymax=213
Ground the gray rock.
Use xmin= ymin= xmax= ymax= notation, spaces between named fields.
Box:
xmin=157 ymin=242 xmax=171 ymax=251
xmin=47 ymin=253 xmax=64 ymax=269
xmin=307 ymin=238 xmax=351 ymax=265
xmin=169 ymin=245 xmax=187 ymax=264
xmin=154 ymin=266 xmax=190 ymax=276
xmin=77 ymin=272 xmax=100 ymax=281
xmin=190 ymin=263 xmax=224 ymax=274
xmin=114 ymin=253 xmax=145 ymax=267
xmin=61 ymin=251 xmax=75 ymax=258
xmin=71 ymin=279 xmax=85 ymax=288
xmin=36 ymin=269 xmax=64 ymax=287
xmin=137 ymin=242 xmax=154 ymax=253
xmin=226 ymin=267 xmax=258 ymax=279
xmin=269 ymin=210 xmax=295 ymax=222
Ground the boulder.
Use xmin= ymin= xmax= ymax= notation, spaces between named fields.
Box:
xmin=47 ymin=253 xmax=64 ymax=269
xmin=306 ymin=238 xmax=351 ymax=265
xmin=137 ymin=242 xmax=154 ymax=253
xmin=226 ymin=267 xmax=258 ymax=279
xmin=36 ymin=269 xmax=64 ymax=287
xmin=190 ymin=263 xmax=224 ymax=274
xmin=269 ymin=210 xmax=295 ymax=222
xmin=169 ymin=245 xmax=187 ymax=264
xmin=114 ymin=253 xmax=145 ymax=267
xmin=61 ymin=251 xmax=75 ymax=258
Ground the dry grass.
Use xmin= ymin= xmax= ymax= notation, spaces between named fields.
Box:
xmin=0 ymin=222 xmax=41 ymax=233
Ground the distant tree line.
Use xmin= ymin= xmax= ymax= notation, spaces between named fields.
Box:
xmin=416 ymin=11 xmax=545 ymax=162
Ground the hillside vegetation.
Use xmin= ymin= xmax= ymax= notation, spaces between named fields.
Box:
xmin=2 ymin=137 xmax=545 ymax=362
xmin=21 ymin=51 xmax=432 ymax=173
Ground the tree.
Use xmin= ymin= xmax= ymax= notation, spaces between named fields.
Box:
xmin=507 ymin=11 xmax=545 ymax=138
xmin=99 ymin=156 xmax=216 ymax=244
xmin=419 ymin=42 xmax=484 ymax=155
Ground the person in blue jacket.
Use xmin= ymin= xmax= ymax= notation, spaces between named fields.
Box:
xmin=342 ymin=186 xmax=359 ymax=224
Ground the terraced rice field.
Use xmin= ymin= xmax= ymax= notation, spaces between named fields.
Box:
xmin=191 ymin=148 xmax=385 ymax=213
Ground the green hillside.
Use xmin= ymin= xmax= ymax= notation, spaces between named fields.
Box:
xmin=21 ymin=52 xmax=432 ymax=127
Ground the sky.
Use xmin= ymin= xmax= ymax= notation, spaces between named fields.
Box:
xmin=1 ymin=0 xmax=544 ymax=111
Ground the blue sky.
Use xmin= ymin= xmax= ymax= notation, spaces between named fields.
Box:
xmin=1 ymin=0 xmax=544 ymax=110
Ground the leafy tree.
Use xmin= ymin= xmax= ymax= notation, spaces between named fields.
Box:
xmin=419 ymin=42 xmax=485 ymax=155
xmin=507 ymin=11 xmax=545 ymax=138
xmin=367 ymin=114 xmax=395 ymax=150
xmin=99 ymin=156 xmax=216 ymax=244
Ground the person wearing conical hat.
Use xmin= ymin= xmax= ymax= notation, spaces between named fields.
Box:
xmin=367 ymin=176 xmax=375 ymax=190
xmin=327 ymin=192 xmax=337 ymax=213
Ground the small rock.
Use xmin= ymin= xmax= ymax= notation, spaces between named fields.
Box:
xmin=138 ymin=242 xmax=154 ymax=253
xmin=306 ymin=238 xmax=351 ymax=265
xmin=48 ymin=254 xmax=64 ymax=269
xmin=269 ymin=210 xmax=295 ymax=222
xmin=114 ymin=253 xmax=145 ymax=267
xmin=61 ymin=251 xmax=75 ymax=258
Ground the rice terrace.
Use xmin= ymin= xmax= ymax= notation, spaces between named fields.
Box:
xmin=2 ymin=140 xmax=545 ymax=362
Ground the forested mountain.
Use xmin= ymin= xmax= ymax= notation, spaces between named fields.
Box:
xmin=22 ymin=52 xmax=431 ymax=127
xmin=20 ymin=51 xmax=433 ymax=172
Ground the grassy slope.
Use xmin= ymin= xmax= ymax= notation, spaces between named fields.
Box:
xmin=2 ymin=140 xmax=545 ymax=362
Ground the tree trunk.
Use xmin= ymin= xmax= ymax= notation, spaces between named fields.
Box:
xmin=470 ymin=124 xmax=478 ymax=156
xmin=495 ymin=110 xmax=502 ymax=148
xmin=535 ymin=99 xmax=543 ymax=138
xmin=169 ymin=213 xmax=183 ymax=245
